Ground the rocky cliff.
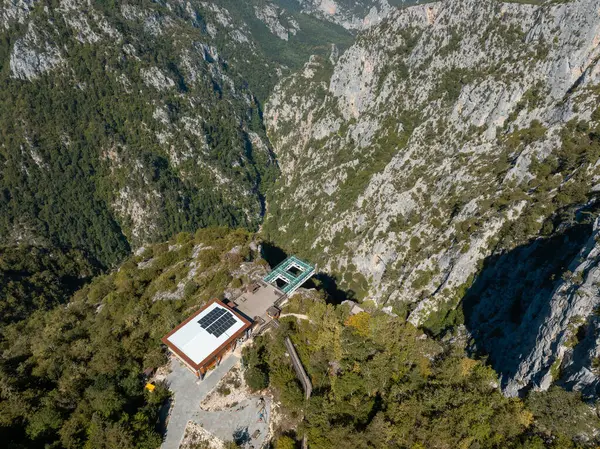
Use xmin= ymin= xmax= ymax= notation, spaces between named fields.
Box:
xmin=295 ymin=0 xmax=426 ymax=30
xmin=464 ymin=214 xmax=600 ymax=398
xmin=264 ymin=0 xmax=600 ymax=395
xmin=295 ymin=0 xmax=393 ymax=30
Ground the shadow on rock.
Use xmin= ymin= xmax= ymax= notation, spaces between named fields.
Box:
xmin=233 ymin=426 xmax=251 ymax=445
xmin=461 ymin=222 xmax=593 ymax=395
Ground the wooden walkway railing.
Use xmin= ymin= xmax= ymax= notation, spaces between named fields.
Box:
xmin=284 ymin=337 xmax=312 ymax=400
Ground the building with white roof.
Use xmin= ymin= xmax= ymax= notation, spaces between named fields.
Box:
xmin=162 ymin=299 xmax=251 ymax=378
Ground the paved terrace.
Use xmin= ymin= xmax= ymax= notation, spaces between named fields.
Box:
xmin=235 ymin=281 xmax=283 ymax=323
xmin=162 ymin=354 xmax=269 ymax=449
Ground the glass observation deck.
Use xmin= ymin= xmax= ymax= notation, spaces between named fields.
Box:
xmin=262 ymin=255 xmax=315 ymax=296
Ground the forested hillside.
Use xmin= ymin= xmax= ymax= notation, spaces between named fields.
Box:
xmin=244 ymin=295 xmax=600 ymax=448
xmin=0 ymin=245 xmax=97 ymax=327
xmin=0 ymin=0 xmax=352 ymax=268
xmin=0 ymin=228 xmax=261 ymax=448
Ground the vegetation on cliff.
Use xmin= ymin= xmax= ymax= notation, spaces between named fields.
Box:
xmin=243 ymin=296 xmax=600 ymax=448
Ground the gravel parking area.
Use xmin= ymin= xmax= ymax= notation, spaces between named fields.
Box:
xmin=162 ymin=354 xmax=240 ymax=449
xmin=193 ymin=395 xmax=271 ymax=448
xmin=162 ymin=352 xmax=271 ymax=449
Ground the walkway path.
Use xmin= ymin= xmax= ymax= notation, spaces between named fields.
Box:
xmin=285 ymin=337 xmax=312 ymax=400
xmin=279 ymin=313 xmax=312 ymax=323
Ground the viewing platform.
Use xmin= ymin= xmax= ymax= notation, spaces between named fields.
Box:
xmin=162 ymin=255 xmax=315 ymax=379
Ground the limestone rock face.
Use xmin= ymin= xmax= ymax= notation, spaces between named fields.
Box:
xmin=295 ymin=0 xmax=396 ymax=30
xmin=464 ymin=217 xmax=600 ymax=398
xmin=1 ymin=0 xmax=39 ymax=29
xmin=520 ymin=223 xmax=600 ymax=398
xmin=265 ymin=0 xmax=600 ymax=395
xmin=254 ymin=2 xmax=299 ymax=41
xmin=10 ymin=23 xmax=63 ymax=80
xmin=140 ymin=67 xmax=176 ymax=91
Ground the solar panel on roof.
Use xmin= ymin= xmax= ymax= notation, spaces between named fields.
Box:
xmin=206 ymin=310 xmax=237 ymax=338
xmin=198 ymin=307 xmax=227 ymax=329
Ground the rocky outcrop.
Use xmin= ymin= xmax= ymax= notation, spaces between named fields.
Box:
xmin=1 ymin=0 xmax=38 ymax=29
xmin=502 ymin=217 xmax=600 ymax=398
xmin=10 ymin=23 xmax=63 ymax=80
xmin=296 ymin=0 xmax=395 ymax=30
xmin=463 ymin=215 xmax=600 ymax=398
xmin=254 ymin=2 xmax=299 ymax=41
xmin=265 ymin=0 xmax=600 ymax=395
xmin=140 ymin=67 xmax=176 ymax=91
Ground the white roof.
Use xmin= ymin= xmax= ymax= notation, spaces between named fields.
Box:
xmin=166 ymin=302 xmax=247 ymax=365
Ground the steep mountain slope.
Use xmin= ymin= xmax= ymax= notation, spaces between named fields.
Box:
xmin=0 ymin=244 xmax=97 ymax=326
xmin=263 ymin=0 xmax=600 ymax=395
xmin=294 ymin=0 xmax=427 ymax=30
xmin=464 ymin=213 xmax=600 ymax=398
xmin=0 ymin=0 xmax=351 ymax=267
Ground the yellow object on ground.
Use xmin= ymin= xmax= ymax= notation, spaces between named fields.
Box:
xmin=145 ymin=383 xmax=156 ymax=392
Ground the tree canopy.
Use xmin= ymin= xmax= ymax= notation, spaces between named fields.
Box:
xmin=243 ymin=296 xmax=599 ymax=449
